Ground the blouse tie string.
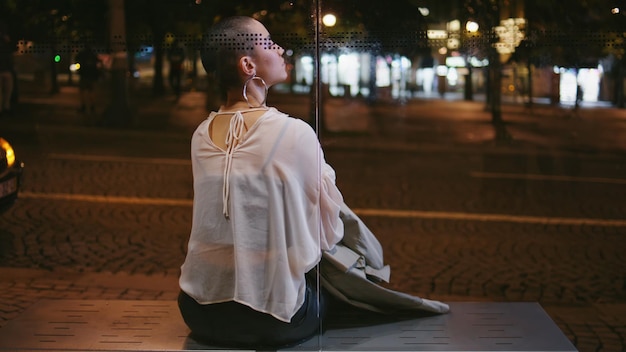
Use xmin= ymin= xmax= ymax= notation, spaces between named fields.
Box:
xmin=218 ymin=107 xmax=268 ymax=218
xmin=222 ymin=111 xmax=246 ymax=218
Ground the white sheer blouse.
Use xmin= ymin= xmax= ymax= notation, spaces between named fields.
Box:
xmin=179 ymin=107 xmax=344 ymax=322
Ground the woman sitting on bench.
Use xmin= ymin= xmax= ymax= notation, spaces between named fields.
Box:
xmin=177 ymin=15 xmax=449 ymax=349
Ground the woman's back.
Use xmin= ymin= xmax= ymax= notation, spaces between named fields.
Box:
xmin=208 ymin=108 xmax=267 ymax=150
xmin=180 ymin=108 xmax=344 ymax=322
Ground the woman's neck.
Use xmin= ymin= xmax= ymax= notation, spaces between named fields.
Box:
xmin=223 ymin=89 xmax=267 ymax=110
xmin=220 ymin=100 xmax=267 ymax=112
xmin=224 ymin=80 xmax=268 ymax=109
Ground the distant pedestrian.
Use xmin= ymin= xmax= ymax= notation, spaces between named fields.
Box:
xmin=0 ymin=22 xmax=15 ymax=117
xmin=75 ymin=44 xmax=101 ymax=113
xmin=575 ymin=84 xmax=584 ymax=108
xmin=168 ymin=40 xmax=185 ymax=101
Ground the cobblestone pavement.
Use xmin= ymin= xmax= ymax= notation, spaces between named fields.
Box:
xmin=1 ymin=83 xmax=625 ymax=351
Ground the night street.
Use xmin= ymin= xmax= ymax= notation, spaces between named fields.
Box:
xmin=1 ymin=85 xmax=626 ymax=351
xmin=0 ymin=0 xmax=625 ymax=349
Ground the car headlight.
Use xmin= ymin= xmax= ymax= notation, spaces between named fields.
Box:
xmin=0 ymin=138 xmax=16 ymax=168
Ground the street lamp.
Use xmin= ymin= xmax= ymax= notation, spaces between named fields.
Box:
xmin=466 ymin=21 xmax=479 ymax=33
xmin=322 ymin=13 xmax=337 ymax=27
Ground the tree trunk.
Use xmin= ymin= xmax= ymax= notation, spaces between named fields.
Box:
xmin=103 ymin=0 xmax=132 ymax=127
xmin=127 ymin=44 xmax=136 ymax=75
xmin=484 ymin=66 xmax=490 ymax=111
xmin=615 ymin=61 xmax=624 ymax=108
xmin=488 ymin=48 xmax=511 ymax=142
xmin=526 ymin=60 xmax=533 ymax=107
xmin=488 ymin=50 xmax=502 ymax=124
xmin=152 ymin=28 xmax=165 ymax=96
xmin=50 ymin=50 xmax=59 ymax=94
xmin=464 ymin=64 xmax=473 ymax=101
xmin=190 ymin=44 xmax=198 ymax=90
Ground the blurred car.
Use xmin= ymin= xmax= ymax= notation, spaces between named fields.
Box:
xmin=0 ymin=137 xmax=24 ymax=212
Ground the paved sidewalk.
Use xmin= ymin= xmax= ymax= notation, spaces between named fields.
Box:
xmin=2 ymin=82 xmax=626 ymax=352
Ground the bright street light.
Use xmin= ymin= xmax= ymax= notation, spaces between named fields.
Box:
xmin=322 ymin=13 xmax=337 ymax=27
xmin=466 ymin=21 xmax=479 ymax=33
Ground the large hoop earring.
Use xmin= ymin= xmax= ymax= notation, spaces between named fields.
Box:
xmin=242 ymin=74 xmax=268 ymax=108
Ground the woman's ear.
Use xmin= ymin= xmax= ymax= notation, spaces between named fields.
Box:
xmin=239 ymin=56 xmax=256 ymax=76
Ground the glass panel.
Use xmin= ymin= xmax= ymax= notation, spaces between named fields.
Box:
xmin=306 ymin=1 xmax=624 ymax=351
xmin=1 ymin=1 xmax=625 ymax=351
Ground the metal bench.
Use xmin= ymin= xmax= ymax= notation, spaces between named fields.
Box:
xmin=0 ymin=299 xmax=577 ymax=351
